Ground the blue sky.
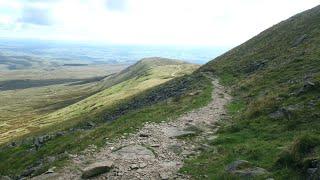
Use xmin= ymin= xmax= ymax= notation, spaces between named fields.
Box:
xmin=0 ymin=0 xmax=318 ymax=46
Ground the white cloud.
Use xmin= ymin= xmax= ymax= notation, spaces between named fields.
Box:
xmin=0 ymin=0 xmax=319 ymax=46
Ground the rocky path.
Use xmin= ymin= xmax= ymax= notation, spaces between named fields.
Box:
xmin=33 ymin=79 xmax=231 ymax=180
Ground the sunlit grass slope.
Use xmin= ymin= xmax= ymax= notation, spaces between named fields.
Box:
xmin=0 ymin=64 xmax=125 ymax=144
xmin=0 ymin=58 xmax=198 ymax=144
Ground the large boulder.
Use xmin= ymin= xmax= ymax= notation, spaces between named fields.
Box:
xmin=81 ymin=161 xmax=113 ymax=179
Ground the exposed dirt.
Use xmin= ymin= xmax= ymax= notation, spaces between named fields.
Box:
xmin=33 ymin=79 xmax=231 ymax=180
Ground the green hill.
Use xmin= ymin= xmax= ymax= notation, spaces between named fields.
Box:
xmin=0 ymin=57 xmax=207 ymax=177
xmin=182 ymin=5 xmax=320 ymax=179
xmin=101 ymin=57 xmax=191 ymax=88
xmin=0 ymin=57 xmax=197 ymax=144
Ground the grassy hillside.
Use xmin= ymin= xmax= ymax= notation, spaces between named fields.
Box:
xmin=182 ymin=5 xmax=320 ymax=179
xmin=101 ymin=57 xmax=191 ymax=88
xmin=22 ymin=58 xmax=197 ymax=137
xmin=0 ymin=58 xmax=210 ymax=178
xmin=0 ymin=64 xmax=126 ymax=144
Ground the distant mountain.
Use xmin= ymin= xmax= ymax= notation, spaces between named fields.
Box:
xmin=0 ymin=39 xmax=225 ymax=65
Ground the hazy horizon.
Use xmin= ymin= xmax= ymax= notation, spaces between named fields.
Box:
xmin=0 ymin=0 xmax=318 ymax=47
xmin=0 ymin=38 xmax=228 ymax=64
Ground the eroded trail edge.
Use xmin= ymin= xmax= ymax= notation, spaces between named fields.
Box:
xmin=35 ymin=79 xmax=231 ymax=180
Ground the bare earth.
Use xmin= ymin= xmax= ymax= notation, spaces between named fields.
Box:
xmin=33 ymin=79 xmax=231 ymax=180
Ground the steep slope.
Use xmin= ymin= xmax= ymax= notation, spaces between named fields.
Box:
xmin=183 ymin=5 xmax=320 ymax=179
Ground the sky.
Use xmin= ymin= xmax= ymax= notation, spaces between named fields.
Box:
xmin=0 ymin=0 xmax=318 ymax=47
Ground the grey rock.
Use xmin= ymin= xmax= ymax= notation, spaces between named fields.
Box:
xmin=130 ymin=164 xmax=139 ymax=170
xmin=226 ymin=160 xmax=268 ymax=177
xmin=139 ymin=163 xmax=148 ymax=168
xmin=0 ymin=176 xmax=11 ymax=180
xmin=292 ymin=34 xmax=308 ymax=47
xmin=297 ymin=80 xmax=317 ymax=95
xmin=159 ymin=172 xmax=170 ymax=180
xmin=168 ymin=144 xmax=183 ymax=154
xmin=111 ymin=145 xmax=155 ymax=160
xmin=81 ymin=161 xmax=113 ymax=178
xmin=181 ymin=150 xmax=196 ymax=157
xmin=307 ymin=168 xmax=317 ymax=174
xmin=226 ymin=160 xmax=250 ymax=172
xmin=269 ymin=110 xmax=285 ymax=119
xmin=33 ymin=135 xmax=52 ymax=150
xmin=55 ymin=131 xmax=64 ymax=137
xmin=87 ymin=121 xmax=95 ymax=128
xmin=307 ymin=165 xmax=320 ymax=180
xmin=162 ymin=127 xmax=195 ymax=138
xmin=233 ymin=167 xmax=269 ymax=177
xmin=45 ymin=167 xmax=56 ymax=174
xmin=206 ymin=135 xmax=218 ymax=141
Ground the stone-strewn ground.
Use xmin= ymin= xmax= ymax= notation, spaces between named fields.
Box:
xmin=33 ymin=79 xmax=231 ymax=180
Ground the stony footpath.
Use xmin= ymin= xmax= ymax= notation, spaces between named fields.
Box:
xmin=32 ymin=79 xmax=231 ymax=180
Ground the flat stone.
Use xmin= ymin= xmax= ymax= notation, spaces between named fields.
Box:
xmin=111 ymin=145 xmax=155 ymax=160
xmin=181 ymin=150 xmax=195 ymax=156
xmin=162 ymin=127 xmax=195 ymax=138
xmin=130 ymin=164 xmax=139 ymax=170
xmin=45 ymin=167 xmax=56 ymax=174
xmin=206 ymin=135 xmax=218 ymax=141
xmin=81 ymin=161 xmax=113 ymax=178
